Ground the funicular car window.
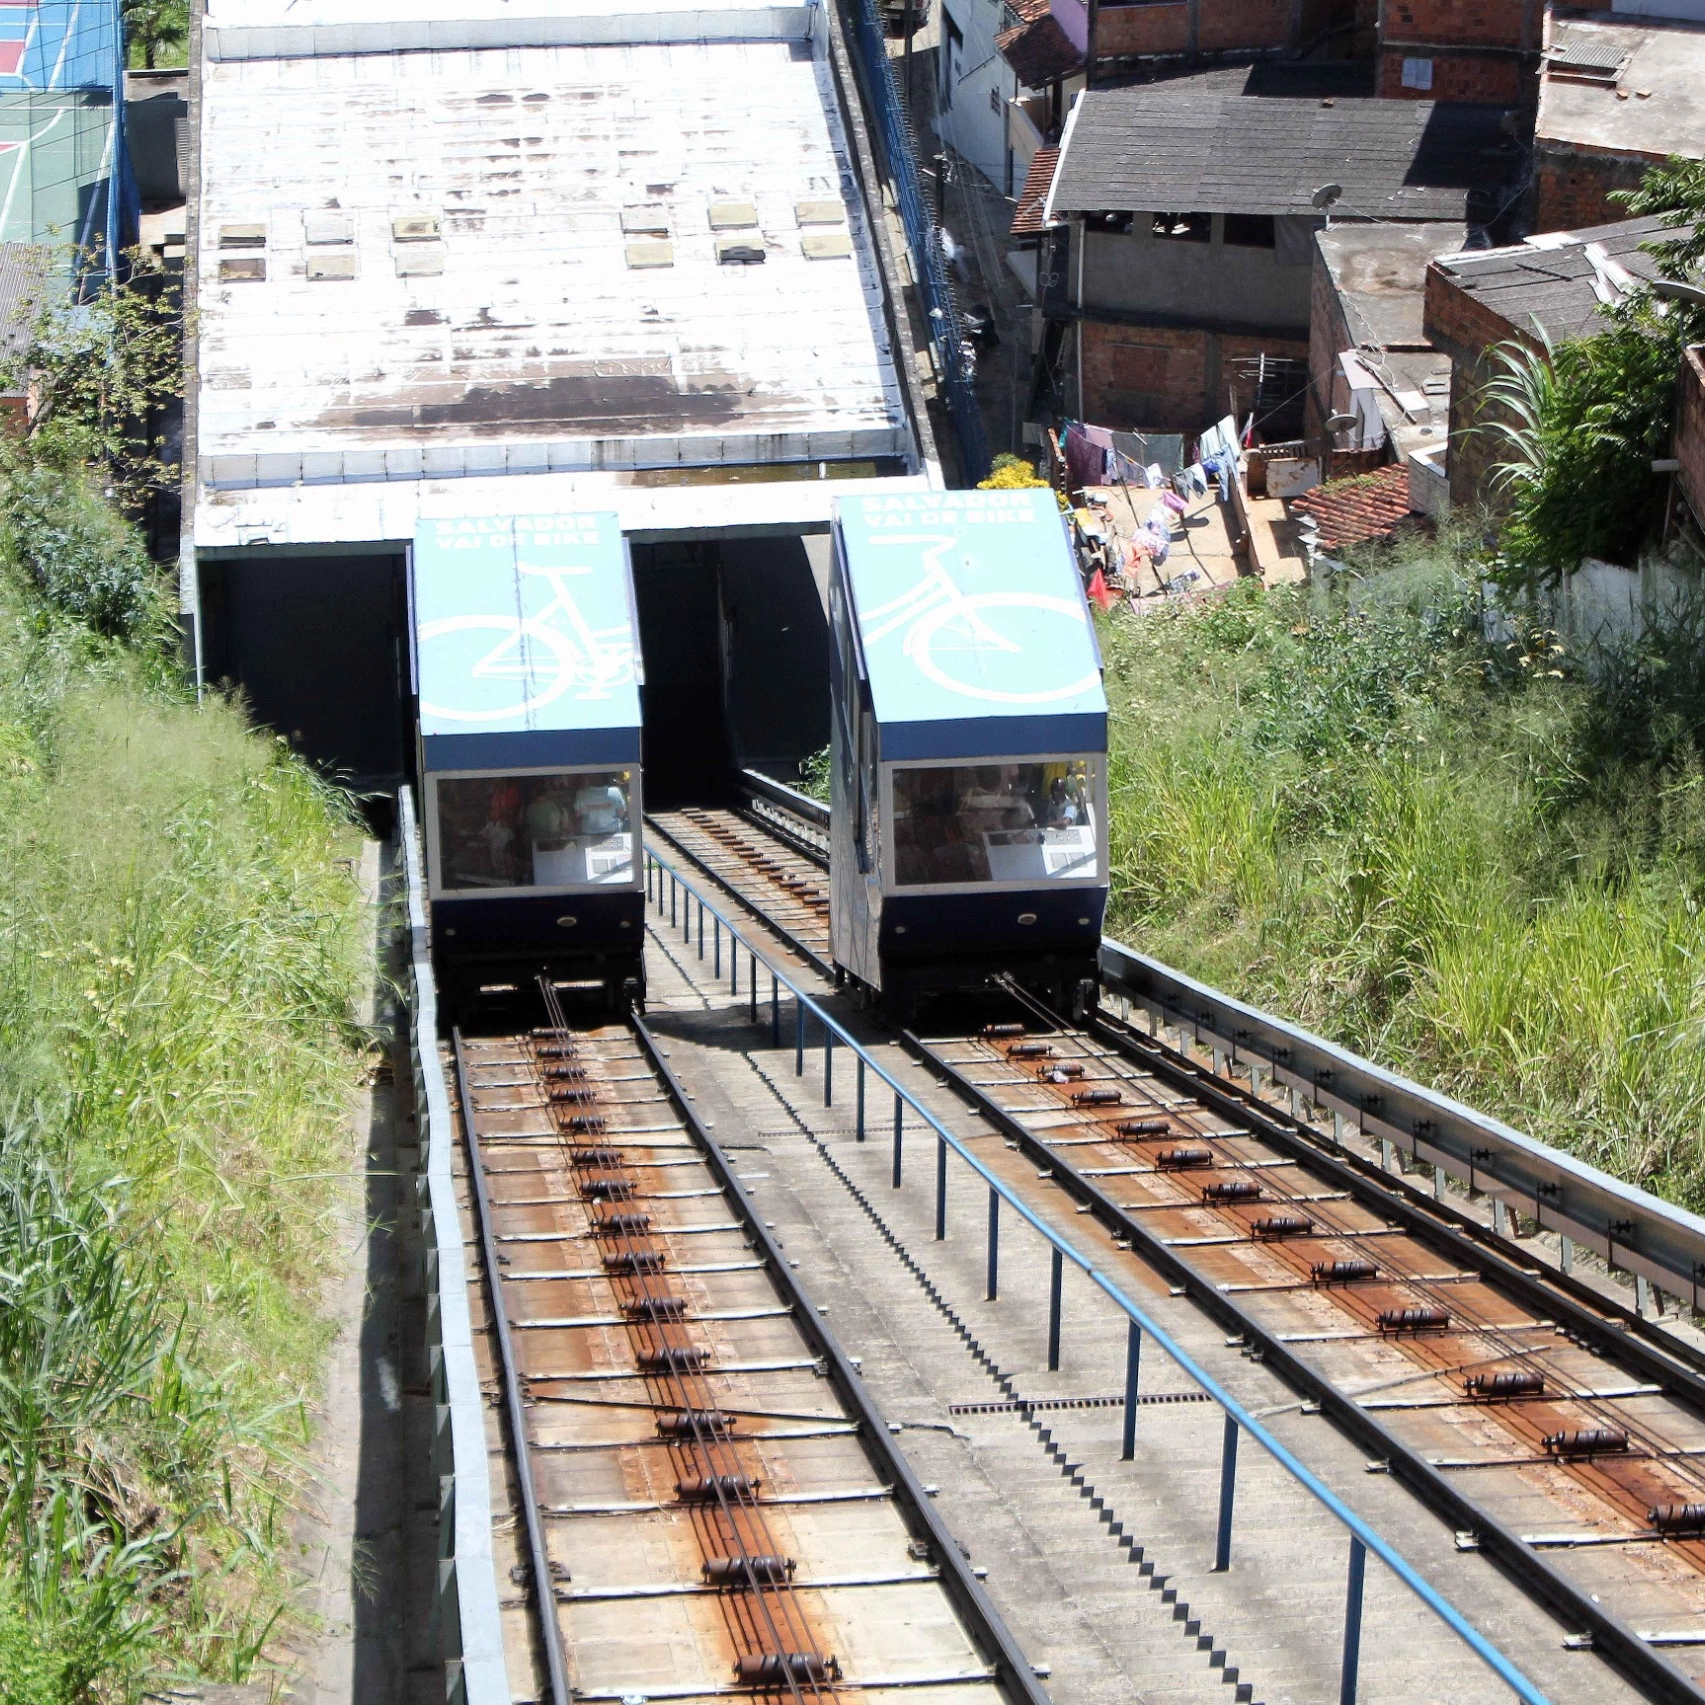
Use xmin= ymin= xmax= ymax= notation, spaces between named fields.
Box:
xmin=891 ymin=760 xmax=1097 ymax=886
xmin=436 ymin=771 xmax=635 ymax=891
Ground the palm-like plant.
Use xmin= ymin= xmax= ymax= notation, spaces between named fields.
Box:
xmin=122 ymin=0 xmax=187 ymax=70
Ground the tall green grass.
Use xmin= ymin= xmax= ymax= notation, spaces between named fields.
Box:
xmin=0 ymin=471 xmax=370 ymax=1697
xmin=1102 ymin=548 xmax=1705 ymax=1209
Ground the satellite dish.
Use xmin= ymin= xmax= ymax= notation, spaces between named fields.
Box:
xmin=1312 ymin=183 xmax=1343 ymax=211
xmin=1325 ymin=412 xmax=1360 ymax=433
xmin=1653 ymin=277 xmax=1705 ymax=309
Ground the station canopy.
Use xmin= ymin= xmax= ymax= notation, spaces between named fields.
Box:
xmin=413 ymin=508 xmax=642 ymax=772
xmin=835 ymin=488 xmax=1107 ymax=761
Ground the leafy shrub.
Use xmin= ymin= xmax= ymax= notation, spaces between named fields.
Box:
xmin=2 ymin=467 xmax=166 ymax=642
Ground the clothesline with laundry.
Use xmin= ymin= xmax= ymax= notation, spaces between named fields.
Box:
xmin=1057 ymin=415 xmax=1246 ymax=509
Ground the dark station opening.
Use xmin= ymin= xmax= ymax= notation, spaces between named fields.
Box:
xmin=631 ymin=534 xmax=829 ymax=808
xmin=197 ymin=551 xmax=410 ymax=831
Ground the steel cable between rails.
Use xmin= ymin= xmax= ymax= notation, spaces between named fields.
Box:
xmin=529 ymin=986 xmax=836 ymax=1700
xmin=994 ymin=982 xmax=1705 ymax=1525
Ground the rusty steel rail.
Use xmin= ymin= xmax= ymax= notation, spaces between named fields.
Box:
xmin=628 ymin=1008 xmax=1055 ymax=1705
xmin=712 ymin=787 xmax=1705 ymax=1349
xmin=452 ymin=1030 xmax=574 ymax=1705
xmin=1098 ymin=940 xmax=1705 ymax=1321
xmin=645 ymin=842 xmax=1557 ymax=1705
xmin=906 ymin=1005 xmax=1705 ymax=1705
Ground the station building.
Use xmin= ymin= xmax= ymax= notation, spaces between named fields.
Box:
xmin=186 ymin=0 xmax=939 ymax=800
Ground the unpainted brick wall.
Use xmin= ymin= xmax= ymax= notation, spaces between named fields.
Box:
xmin=1096 ymin=1 xmax=1190 ymax=59
xmin=1198 ymin=0 xmax=1290 ymax=52
xmin=1533 ymin=143 xmax=1654 ymax=235
xmin=1080 ymin=322 xmax=1210 ymax=429
xmin=1376 ymin=49 xmax=1528 ymax=102
xmin=1381 ymin=0 xmax=1531 ymax=49
xmin=1422 ymin=259 xmax=1538 ymax=514
xmin=1306 ymin=245 xmax=1352 ymax=451
xmin=1095 ymin=0 xmax=1293 ymax=58
xmin=1676 ymin=346 xmax=1705 ymax=535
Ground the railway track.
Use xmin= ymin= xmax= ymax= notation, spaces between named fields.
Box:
xmin=650 ymin=808 xmax=834 ymax=975
xmin=647 ymin=801 xmax=1705 ymax=1702
xmin=449 ymin=978 xmax=1045 ymax=1705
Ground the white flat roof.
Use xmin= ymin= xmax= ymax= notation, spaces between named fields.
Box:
xmin=194 ymin=31 xmax=917 ymax=545
xmin=193 ymin=469 xmax=937 ymax=553
xmin=204 ymin=0 xmax=812 ymax=57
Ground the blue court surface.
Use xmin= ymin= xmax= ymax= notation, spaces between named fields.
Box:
xmin=0 ymin=3 xmax=117 ymax=93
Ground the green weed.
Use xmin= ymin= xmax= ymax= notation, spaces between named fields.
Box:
xmin=0 ymin=495 xmax=369 ymax=1696
xmin=1102 ymin=548 xmax=1705 ymax=1208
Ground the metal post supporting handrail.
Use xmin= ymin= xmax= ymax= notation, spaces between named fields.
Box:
xmin=643 ymin=847 xmax=1552 ymax=1705
xmin=399 ymin=788 xmax=510 ymax=1704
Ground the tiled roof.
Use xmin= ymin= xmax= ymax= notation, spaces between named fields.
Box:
xmin=1005 ymin=0 xmax=1048 ymax=24
xmin=1289 ymin=464 xmax=1414 ymax=551
xmin=1010 ymin=146 xmax=1060 ymax=238
xmin=996 ymin=12 xmax=1082 ymax=91
xmin=1051 ymin=77 xmax=1523 ymax=223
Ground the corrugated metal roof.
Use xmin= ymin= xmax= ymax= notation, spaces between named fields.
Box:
xmin=1431 ymin=214 xmax=1684 ymax=345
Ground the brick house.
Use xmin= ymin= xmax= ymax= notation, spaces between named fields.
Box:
xmin=1421 ymin=213 xmax=1680 ymax=513
xmin=1532 ymin=12 xmax=1705 ymax=233
xmin=1376 ymin=0 xmax=1543 ymax=104
xmin=1307 ymin=223 xmax=1464 ymax=497
xmin=1675 ymin=344 xmax=1705 ymax=548
xmin=1037 ymin=68 xmax=1522 ymax=433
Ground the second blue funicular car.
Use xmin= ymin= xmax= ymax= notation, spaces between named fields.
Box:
xmin=827 ymin=487 xmax=1110 ymax=1017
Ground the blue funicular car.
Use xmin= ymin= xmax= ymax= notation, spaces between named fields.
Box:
xmin=412 ymin=507 xmax=646 ymax=1018
xmin=827 ymin=487 xmax=1109 ymax=1018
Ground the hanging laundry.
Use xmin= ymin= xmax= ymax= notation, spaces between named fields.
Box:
xmin=1063 ymin=423 xmax=1107 ymax=492
xmin=1111 ymin=451 xmax=1149 ymax=488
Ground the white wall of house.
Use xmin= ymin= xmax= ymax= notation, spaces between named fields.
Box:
xmin=936 ymin=0 xmax=1020 ymax=192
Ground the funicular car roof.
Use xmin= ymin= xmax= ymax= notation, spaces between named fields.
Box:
xmin=413 ymin=507 xmax=642 ymax=772
xmin=834 ymin=488 xmax=1108 ymax=762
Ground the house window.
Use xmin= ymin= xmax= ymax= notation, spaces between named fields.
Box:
xmin=1223 ymin=214 xmax=1276 ymax=249
xmin=1151 ymin=211 xmax=1210 ymax=243
xmin=1087 ymin=211 xmax=1134 ymax=234
xmin=1401 ymin=56 xmax=1433 ymax=89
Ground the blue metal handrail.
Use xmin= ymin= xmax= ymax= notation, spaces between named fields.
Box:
xmin=644 ymin=847 xmax=1552 ymax=1705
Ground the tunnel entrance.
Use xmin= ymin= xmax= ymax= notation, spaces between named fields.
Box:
xmin=631 ymin=534 xmax=829 ymax=808
xmin=198 ymin=550 xmax=410 ymax=808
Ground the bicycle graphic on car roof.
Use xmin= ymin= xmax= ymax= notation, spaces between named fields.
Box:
xmin=856 ymin=533 xmax=1101 ymax=706
xmin=417 ymin=558 xmax=636 ymax=726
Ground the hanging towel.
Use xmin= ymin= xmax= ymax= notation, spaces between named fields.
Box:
xmin=1064 ymin=423 xmax=1106 ymax=492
